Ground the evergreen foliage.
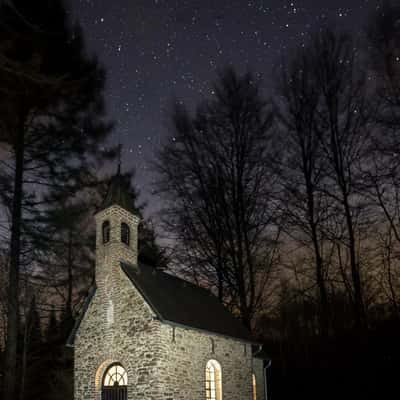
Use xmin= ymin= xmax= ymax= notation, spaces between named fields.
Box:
xmin=0 ymin=0 xmax=113 ymax=396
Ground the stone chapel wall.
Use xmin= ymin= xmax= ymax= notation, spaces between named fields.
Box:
xmin=74 ymin=270 xmax=265 ymax=400
xmin=156 ymin=323 xmax=264 ymax=400
xmin=74 ymin=190 xmax=266 ymax=400
xmin=74 ymin=267 xmax=164 ymax=400
xmin=253 ymin=357 xmax=266 ymax=400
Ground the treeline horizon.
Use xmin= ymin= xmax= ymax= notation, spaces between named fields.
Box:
xmin=1 ymin=0 xmax=400 ymax=399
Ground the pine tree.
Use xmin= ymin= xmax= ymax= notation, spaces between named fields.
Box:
xmin=0 ymin=1 xmax=113 ymax=397
xmin=20 ymin=295 xmax=42 ymax=400
xmin=46 ymin=306 xmax=60 ymax=345
xmin=36 ymin=193 xmax=95 ymax=340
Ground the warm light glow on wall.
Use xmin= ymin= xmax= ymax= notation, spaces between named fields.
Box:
xmin=206 ymin=360 xmax=222 ymax=400
xmin=252 ymin=374 xmax=257 ymax=400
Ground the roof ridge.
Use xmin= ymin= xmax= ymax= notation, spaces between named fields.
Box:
xmin=150 ymin=266 xmax=216 ymax=296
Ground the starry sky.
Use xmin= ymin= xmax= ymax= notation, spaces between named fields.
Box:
xmin=68 ymin=0 xmax=379 ymax=214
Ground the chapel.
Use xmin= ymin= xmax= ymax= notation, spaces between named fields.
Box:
xmin=67 ymin=171 xmax=269 ymax=400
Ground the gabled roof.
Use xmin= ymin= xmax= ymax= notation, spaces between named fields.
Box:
xmin=121 ymin=262 xmax=256 ymax=343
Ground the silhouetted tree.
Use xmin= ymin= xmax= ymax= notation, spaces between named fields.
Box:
xmin=364 ymin=2 xmax=400 ymax=319
xmin=276 ymin=46 xmax=332 ymax=335
xmin=19 ymin=295 xmax=42 ymax=400
xmin=307 ymin=29 xmax=371 ymax=328
xmin=36 ymin=194 xmax=95 ymax=336
xmin=46 ymin=306 xmax=59 ymax=344
xmin=156 ymin=68 xmax=280 ymax=330
xmin=0 ymin=0 xmax=112 ymax=396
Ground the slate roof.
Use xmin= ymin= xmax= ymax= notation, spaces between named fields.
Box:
xmin=99 ymin=169 xmax=136 ymax=213
xmin=121 ymin=262 xmax=256 ymax=343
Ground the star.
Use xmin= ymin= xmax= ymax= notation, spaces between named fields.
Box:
xmin=68 ymin=0 xmax=381 ymax=212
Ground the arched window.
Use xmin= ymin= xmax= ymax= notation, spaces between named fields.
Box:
xmin=102 ymin=363 xmax=127 ymax=400
xmin=121 ymin=222 xmax=130 ymax=245
xmin=102 ymin=221 xmax=110 ymax=244
xmin=252 ymin=374 xmax=257 ymax=400
xmin=206 ymin=360 xmax=222 ymax=400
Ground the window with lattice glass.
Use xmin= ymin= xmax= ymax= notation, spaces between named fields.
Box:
xmin=206 ymin=360 xmax=222 ymax=400
xmin=103 ymin=364 xmax=128 ymax=387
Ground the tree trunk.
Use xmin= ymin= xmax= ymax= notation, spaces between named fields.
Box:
xmin=3 ymin=124 xmax=25 ymax=399
xmin=305 ymin=173 xmax=330 ymax=335
xmin=311 ymin=222 xmax=329 ymax=335
xmin=343 ymin=191 xmax=365 ymax=329
xmin=19 ymin=316 xmax=29 ymax=400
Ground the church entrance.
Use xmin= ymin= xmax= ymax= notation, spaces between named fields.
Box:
xmin=101 ymin=363 xmax=128 ymax=400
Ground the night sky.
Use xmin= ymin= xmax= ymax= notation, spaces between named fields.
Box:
xmin=69 ymin=0 xmax=379 ymax=213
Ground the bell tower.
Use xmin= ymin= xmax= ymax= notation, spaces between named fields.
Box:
xmin=94 ymin=170 xmax=140 ymax=288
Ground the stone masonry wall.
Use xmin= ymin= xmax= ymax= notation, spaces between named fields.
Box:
xmin=156 ymin=323 xmax=265 ymax=400
xmin=94 ymin=205 xmax=139 ymax=285
xmin=253 ymin=357 xmax=265 ymax=400
xmin=75 ymin=265 xmax=265 ymax=400
xmin=74 ymin=204 xmax=265 ymax=400
xmin=74 ymin=265 xmax=164 ymax=400
xmin=75 ymin=204 xmax=167 ymax=400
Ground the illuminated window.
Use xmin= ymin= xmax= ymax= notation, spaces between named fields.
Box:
xmin=102 ymin=221 xmax=110 ymax=244
xmin=103 ymin=364 xmax=128 ymax=387
xmin=252 ymin=374 xmax=257 ymax=400
xmin=121 ymin=222 xmax=130 ymax=245
xmin=206 ymin=360 xmax=222 ymax=400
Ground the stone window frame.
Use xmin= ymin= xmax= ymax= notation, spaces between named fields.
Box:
xmin=205 ymin=359 xmax=222 ymax=400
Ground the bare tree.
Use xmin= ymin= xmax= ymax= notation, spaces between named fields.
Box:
xmin=377 ymin=226 xmax=400 ymax=318
xmin=155 ymin=68 xmax=280 ymax=330
xmin=363 ymin=3 xmax=400 ymax=318
xmin=276 ymin=47 xmax=332 ymax=335
xmin=310 ymin=29 xmax=372 ymax=328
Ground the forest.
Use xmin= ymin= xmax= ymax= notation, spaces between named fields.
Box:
xmin=1 ymin=0 xmax=400 ymax=399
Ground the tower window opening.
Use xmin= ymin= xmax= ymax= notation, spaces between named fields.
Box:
xmin=102 ymin=221 xmax=110 ymax=244
xmin=121 ymin=222 xmax=130 ymax=246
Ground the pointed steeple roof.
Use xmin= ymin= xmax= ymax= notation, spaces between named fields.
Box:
xmin=99 ymin=166 xmax=136 ymax=214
